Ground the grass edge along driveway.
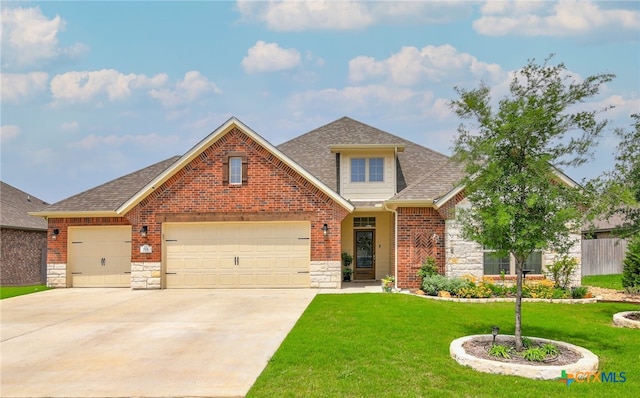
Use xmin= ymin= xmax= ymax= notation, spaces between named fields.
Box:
xmin=0 ymin=285 xmax=50 ymax=299
xmin=248 ymin=294 xmax=639 ymax=398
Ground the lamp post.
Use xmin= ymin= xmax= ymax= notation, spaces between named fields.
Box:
xmin=492 ymin=326 xmax=500 ymax=345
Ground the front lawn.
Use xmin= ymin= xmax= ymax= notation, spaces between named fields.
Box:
xmin=582 ymin=274 xmax=624 ymax=290
xmin=0 ymin=284 xmax=50 ymax=299
xmin=248 ymin=294 xmax=639 ymax=398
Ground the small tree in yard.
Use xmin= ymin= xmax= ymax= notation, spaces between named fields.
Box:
xmin=450 ymin=56 xmax=614 ymax=351
xmin=622 ymin=236 xmax=640 ymax=294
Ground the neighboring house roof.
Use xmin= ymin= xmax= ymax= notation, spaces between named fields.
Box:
xmin=583 ymin=214 xmax=627 ymax=234
xmin=32 ymin=117 xmax=355 ymax=218
xmin=277 ymin=117 xmax=452 ymax=194
xmin=0 ymin=181 xmax=48 ymax=230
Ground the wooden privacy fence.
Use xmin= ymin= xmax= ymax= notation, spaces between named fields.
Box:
xmin=581 ymin=238 xmax=629 ymax=276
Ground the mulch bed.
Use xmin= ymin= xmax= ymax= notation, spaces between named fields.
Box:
xmin=624 ymin=311 xmax=640 ymax=321
xmin=462 ymin=337 xmax=583 ymax=367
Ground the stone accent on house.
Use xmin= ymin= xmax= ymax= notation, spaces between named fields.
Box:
xmin=0 ymin=228 xmax=47 ymax=286
xmin=310 ymin=260 xmax=341 ymax=288
xmin=445 ymin=218 xmax=483 ymax=279
xmin=47 ymin=263 xmax=67 ymax=288
xmin=131 ymin=262 xmax=161 ymax=290
xmin=542 ymin=233 xmax=582 ymax=287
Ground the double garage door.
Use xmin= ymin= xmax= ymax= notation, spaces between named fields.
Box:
xmin=164 ymin=221 xmax=310 ymax=288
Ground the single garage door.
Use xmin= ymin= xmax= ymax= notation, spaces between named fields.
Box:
xmin=164 ymin=221 xmax=310 ymax=288
xmin=68 ymin=226 xmax=132 ymax=287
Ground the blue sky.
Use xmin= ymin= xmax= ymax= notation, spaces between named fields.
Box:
xmin=1 ymin=1 xmax=638 ymax=203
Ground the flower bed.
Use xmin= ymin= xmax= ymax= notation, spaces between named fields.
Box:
xmin=417 ymin=274 xmax=593 ymax=301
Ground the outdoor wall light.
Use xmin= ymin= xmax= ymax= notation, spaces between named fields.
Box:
xmin=322 ymin=223 xmax=329 ymax=237
xmin=51 ymin=228 xmax=59 ymax=240
xmin=140 ymin=225 xmax=148 ymax=238
xmin=491 ymin=326 xmax=500 ymax=345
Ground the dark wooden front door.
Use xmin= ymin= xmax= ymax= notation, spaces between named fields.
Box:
xmin=354 ymin=230 xmax=375 ymax=280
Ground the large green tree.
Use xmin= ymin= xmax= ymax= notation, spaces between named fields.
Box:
xmin=450 ymin=56 xmax=614 ymax=350
xmin=594 ymin=114 xmax=640 ymax=238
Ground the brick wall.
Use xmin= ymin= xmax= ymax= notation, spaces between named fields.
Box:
xmin=0 ymin=228 xmax=46 ymax=286
xmin=396 ymin=207 xmax=446 ymax=289
xmin=44 ymin=128 xmax=349 ymax=288
xmin=125 ymin=128 xmax=347 ymax=263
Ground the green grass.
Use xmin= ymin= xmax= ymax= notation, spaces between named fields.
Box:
xmin=248 ymin=294 xmax=639 ymax=398
xmin=0 ymin=284 xmax=50 ymax=299
xmin=582 ymin=274 xmax=623 ymax=290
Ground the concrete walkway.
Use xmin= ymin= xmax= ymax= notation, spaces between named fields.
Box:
xmin=0 ymin=288 xmax=317 ymax=398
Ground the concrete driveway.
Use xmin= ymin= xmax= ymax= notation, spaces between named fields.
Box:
xmin=1 ymin=288 xmax=317 ymax=398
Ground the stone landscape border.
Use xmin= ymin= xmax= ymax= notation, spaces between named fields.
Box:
xmin=613 ymin=311 xmax=640 ymax=329
xmin=450 ymin=335 xmax=599 ymax=380
xmin=414 ymin=293 xmax=597 ymax=304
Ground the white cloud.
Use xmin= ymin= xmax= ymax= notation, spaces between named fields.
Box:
xmin=349 ymin=45 xmax=504 ymax=86
xmin=61 ymin=121 xmax=79 ymax=131
xmin=68 ymin=132 xmax=181 ymax=150
xmin=474 ymin=0 xmax=640 ymax=37
xmin=1 ymin=6 xmax=88 ymax=69
xmin=242 ymin=41 xmax=301 ymax=74
xmin=149 ymin=71 xmax=221 ymax=108
xmin=0 ymin=125 xmax=21 ymax=143
xmin=292 ymin=85 xmax=418 ymax=111
xmin=50 ymin=69 xmax=168 ymax=104
xmin=236 ymin=0 xmax=471 ymax=31
xmin=1 ymin=72 xmax=49 ymax=104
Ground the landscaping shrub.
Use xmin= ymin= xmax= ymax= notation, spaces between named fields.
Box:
xmin=416 ymin=257 xmax=439 ymax=287
xmin=622 ymin=235 xmax=640 ymax=294
xmin=522 ymin=279 xmax=556 ymax=299
xmin=457 ymin=275 xmax=494 ymax=298
xmin=421 ymin=275 xmax=468 ymax=296
xmin=546 ymin=256 xmax=578 ymax=289
xmin=571 ymin=286 xmax=589 ymax=299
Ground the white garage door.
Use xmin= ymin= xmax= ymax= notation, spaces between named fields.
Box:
xmin=68 ymin=226 xmax=132 ymax=287
xmin=164 ymin=221 xmax=310 ymax=288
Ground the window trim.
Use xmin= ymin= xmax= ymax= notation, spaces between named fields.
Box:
xmin=350 ymin=157 xmax=384 ymax=183
xmin=222 ymin=152 xmax=248 ymax=185
xmin=482 ymin=249 xmax=543 ymax=275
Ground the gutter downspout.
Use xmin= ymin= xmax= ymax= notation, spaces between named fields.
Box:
xmin=393 ymin=207 xmax=398 ymax=291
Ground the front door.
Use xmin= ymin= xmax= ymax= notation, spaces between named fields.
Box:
xmin=354 ymin=230 xmax=375 ymax=280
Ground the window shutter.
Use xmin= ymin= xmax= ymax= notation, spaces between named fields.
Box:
xmin=241 ymin=155 xmax=248 ymax=183
xmin=222 ymin=155 xmax=230 ymax=183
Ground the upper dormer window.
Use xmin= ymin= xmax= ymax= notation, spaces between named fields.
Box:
xmin=351 ymin=157 xmax=384 ymax=182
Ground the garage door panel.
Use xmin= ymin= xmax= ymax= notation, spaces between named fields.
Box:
xmin=68 ymin=226 xmax=132 ymax=288
xmin=164 ymin=221 xmax=310 ymax=288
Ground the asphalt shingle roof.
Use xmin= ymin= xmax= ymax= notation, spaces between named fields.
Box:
xmin=41 ymin=156 xmax=180 ymax=213
xmin=0 ymin=182 xmax=49 ymax=230
xmin=37 ymin=117 xmax=467 ymax=215
xmin=277 ymin=116 xmax=461 ymax=199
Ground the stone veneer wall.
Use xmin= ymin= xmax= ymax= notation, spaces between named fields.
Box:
xmin=445 ymin=200 xmax=582 ymax=285
xmin=47 ymin=263 xmax=67 ymax=288
xmin=131 ymin=262 xmax=161 ymax=289
xmin=445 ymin=218 xmax=483 ymax=279
xmin=310 ymin=260 xmax=341 ymax=288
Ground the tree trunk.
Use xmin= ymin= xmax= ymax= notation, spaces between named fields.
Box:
xmin=514 ymin=257 xmax=524 ymax=351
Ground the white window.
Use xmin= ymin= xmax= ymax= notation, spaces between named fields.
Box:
xmin=369 ymin=158 xmax=383 ymax=182
xmin=229 ymin=157 xmax=243 ymax=185
xmin=351 ymin=158 xmax=366 ymax=182
xmin=350 ymin=157 xmax=383 ymax=182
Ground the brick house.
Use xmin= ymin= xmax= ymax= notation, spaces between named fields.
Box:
xmin=1 ymin=181 xmax=48 ymax=286
xmin=31 ymin=117 xmax=581 ymax=290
